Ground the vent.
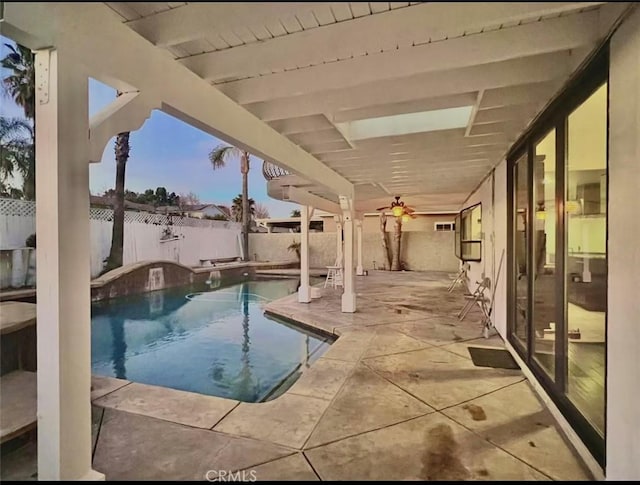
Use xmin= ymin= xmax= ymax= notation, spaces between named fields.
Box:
xmin=435 ymin=222 xmax=455 ymax=232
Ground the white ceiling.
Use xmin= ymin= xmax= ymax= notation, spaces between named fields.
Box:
xmin=107 ymin=2 xmax=614 ymax=212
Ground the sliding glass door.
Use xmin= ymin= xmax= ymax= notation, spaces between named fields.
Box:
xmin=565 ymin=83 xmax=608 ymax=437
xmin=507 ymin=48 xmax=608 ymax=465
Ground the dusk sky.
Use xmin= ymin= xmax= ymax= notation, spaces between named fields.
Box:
xmin=1 ymin=36 xmax=296 ymax=217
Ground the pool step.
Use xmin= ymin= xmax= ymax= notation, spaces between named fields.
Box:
xmin=1 ymin=370 xmax=37 ymax=443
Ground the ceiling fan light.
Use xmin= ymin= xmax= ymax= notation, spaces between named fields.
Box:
xmin=401 ymin=213 xmax=410 ymax=223
xmin=392 ymin=206 xmax=404 ymax=217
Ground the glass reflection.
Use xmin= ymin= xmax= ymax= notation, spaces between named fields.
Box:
xmin=532 ymin=129 xmax=557 ymax=378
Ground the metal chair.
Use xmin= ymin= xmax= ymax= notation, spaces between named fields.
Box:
xmin=458 ymin=276 xmax=491 ymax=321
xmin=447 ymin=264 xmax=468 ymax=292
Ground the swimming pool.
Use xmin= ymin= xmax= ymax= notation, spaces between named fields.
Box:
xmin=91 ymin=276 xmax=331 ymax=402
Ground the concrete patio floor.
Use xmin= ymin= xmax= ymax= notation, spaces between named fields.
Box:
xmin=0 ymin=271 xmax=592 ymax=481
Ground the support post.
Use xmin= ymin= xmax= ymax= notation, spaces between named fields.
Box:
xmin=35 ymin=48 xmax=104 ymax=480
xmin=298 ymin=205 xmax=311 ymax=303
xmin=356 ymin=218 xmax=364 ymax=275
xmin=340 ymin=197 xmax=356 ymax=312
xmin=334 ymin=214 xmax=343 ymax=266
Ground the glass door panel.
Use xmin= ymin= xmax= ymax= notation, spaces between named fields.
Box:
xmin=532 ymin=129 xmax=557 ymax=378
xmin=565 ymin=82 xmax=607 ymax=437
xmin=514 ymin=154 xmax=529 ymax=349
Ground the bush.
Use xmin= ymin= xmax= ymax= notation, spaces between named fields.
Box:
xmin=25 ymin=234 xmax=36 ymax=248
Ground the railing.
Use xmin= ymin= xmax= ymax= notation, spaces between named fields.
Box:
xmin=262 ymin=161 xmax=290 ymax=180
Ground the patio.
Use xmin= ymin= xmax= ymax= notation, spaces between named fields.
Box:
xmin=2 ymin=271 xmax=591 ymax=480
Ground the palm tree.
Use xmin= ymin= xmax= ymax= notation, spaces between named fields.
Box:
xmin=104 ymin=91 xmax=131 ymax=273
xmin=209 ymin=145 xmax=252 ymax=261
xmin=290 ymin=209 xmax=301 ymax=217
xmin=1 ymin=42 xmax=35 ymax=200
xmin=1 ymin=43 xmax=35 ymax=120
xmin=391 ymin=216 xmax=403 ymax=271
xmin=231 ymin=194 xmax=255 ymax=223
xmin=0 ymin=116 xmax=34 ymax=199
xmin=378 ymin=212 xmax=391 ymax=270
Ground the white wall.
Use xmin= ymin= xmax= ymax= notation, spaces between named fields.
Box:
xmin=0 ymin=199 xmax=242 ymax=280
xmin=250 ymin=229 xmax=459 ymax=272
xmin=89 ymin=219 xmax=241 ymax=277
xmin=607 ymin=7 xmax=640 ymax=480
xmin=460 ymin=160 xmax=508 ymax=337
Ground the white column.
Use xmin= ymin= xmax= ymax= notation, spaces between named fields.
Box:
xmin=356 ymin=218 xmax=364 ymax=276
xmin=35 ymin=48 xmax=103 ymax=481
xmin=298 ymin=205 xmax=311 ymax=303
xmin=334 ymin=215 xmax=343 ymax=266
xmin=341 ymin=201 xmax=356 ymax=313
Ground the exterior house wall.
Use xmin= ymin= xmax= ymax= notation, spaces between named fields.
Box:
xmin=606 ymin=7 xmax=640 ymax=480
xmin=459 ymin=160 xmax=508 ymax=338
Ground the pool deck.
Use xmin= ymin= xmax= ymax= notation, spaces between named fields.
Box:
xmin=1 ymin=271 xmax=592 ymax=481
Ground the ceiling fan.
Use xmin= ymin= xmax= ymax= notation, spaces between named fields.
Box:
xmin=376 ymin=196 xmax=417 ymax=219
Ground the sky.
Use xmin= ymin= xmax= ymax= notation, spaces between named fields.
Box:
xmin=1 ymin=36 xmax=296 ymax=217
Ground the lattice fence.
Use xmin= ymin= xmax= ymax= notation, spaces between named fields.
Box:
xmin=0 ymin=198 xmax=36 ymax=217
xmin=0 ymin=198 xmax=239 ymax=230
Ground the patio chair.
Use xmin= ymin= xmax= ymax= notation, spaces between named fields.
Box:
xmin=324 ymin=257 xmax=343 ymax=289
xmin=458 ymin=276 xmax=491 ymax=321
xmin=447 ymin=263 xmax=468 ymax=292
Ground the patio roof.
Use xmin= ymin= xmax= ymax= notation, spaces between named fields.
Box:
xmin=105 ymin=1 xmax=615 ymax=212
xmin=3 ymin=2 xmax=625 ymax=213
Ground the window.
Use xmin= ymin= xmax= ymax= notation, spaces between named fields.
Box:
xmin=454 ymin=203 xmax=482 ymax=261
xmin=434 ymin=222 xmax=455 ymax=232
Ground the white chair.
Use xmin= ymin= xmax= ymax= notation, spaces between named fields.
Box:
xmin=324 ymin=257 xmax=344 ymax=289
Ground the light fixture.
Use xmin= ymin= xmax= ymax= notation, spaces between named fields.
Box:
xmin=377 ymin=196 xmax=416 ymax=219
xmin=536 ymin=203 xmax=546 ymax=220
xmin=401 ymin=213 xmax=410 ymax=223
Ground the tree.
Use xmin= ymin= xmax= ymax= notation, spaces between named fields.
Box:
xmin=1 ymin=42 xmax=35 ymax=200
xmin=0 ymin=180 xmax=23 ymax=199
xmin=231 ymin=194 xmax=255 ymax=223
xmin=209 ymin=145 xmax=255 ymax=261
xmin=379 ymin=212 xmax=392 ymax=270
xmin=155 ymin=186 xmax=168 ymax=205
xmin=290 ymin=209 xmax=301 ymax=217
xmin=254 ymin=202 xmax=270 ymax=219
xmin=104 ymin=92 xmax=131 ymax=273
xmin=179 ymin=191 xmax=201 ymax=207
xmin=391 ymin=216 xmax=403 ymax=271
xmin=1 ymin=43 xmax=35 ymax=120
xmin=0 ymin=116 xmax=34 ymax=199
xmin=102 ymin=187 xmax=181 ymax=207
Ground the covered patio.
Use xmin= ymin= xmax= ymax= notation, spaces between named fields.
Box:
xmin=2 ymin=271 xmax=590 ymax=481
xmin=1 ymin=1 xmax=639 ymax=481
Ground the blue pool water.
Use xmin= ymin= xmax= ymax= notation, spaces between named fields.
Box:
xmin=91 ymin=277 xmax=331 ymax=402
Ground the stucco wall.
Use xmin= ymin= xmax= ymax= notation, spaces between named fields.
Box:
xmin=460 ymin=161 xmax=508 ymax=338
xmin=607 ymin=7 xmax=640 ymax=480
xmin=249 ymin=229 xmax=459 ymax=272
xmin=322 ymin=213 xmax=457 ymax=233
